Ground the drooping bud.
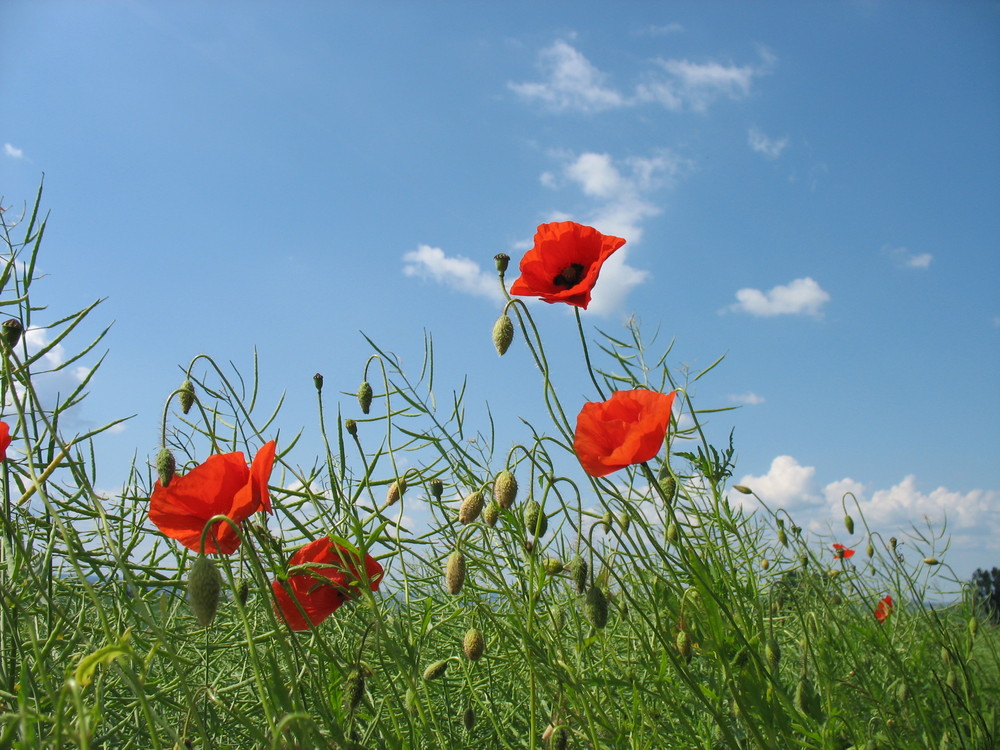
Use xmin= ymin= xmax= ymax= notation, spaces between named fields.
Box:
xmin=235 ymin=578 xmax=251 ymax=606
xmin=524 ymin=500 xmax=547 ymax=538
xmin=601 ymin=512 xmax=612 ymax=533
xmin=619 ymin=511 xmax=630 ymax=533
xmin=313 ymin=373 xmax=324 ymax=392
xmin=422 ymin=658 xmax=449 ymax=681
xmin=357 ymin=381 xmax=373 ymax=414
xmin=494 ymin=253 xmax=510 ymax=275
xmin=761 ymin=559 xmax=770 ymax=570
xmin=676 ymin=630 xmax=692 ymax=664
xmin=733 ymin=484 xmax=753 ymax=495
xmin=765 ymin=638 xmax=781 ymax=673
xmin=179 ymin=379 xmax=195 ymax=414
xmin=584 ymin=585 xmax=608 ymax=629
xmin=658 ymin=472 xmax=677 ymax=503
xmin=924 ymin=557 xmax=941 ymax=566
xmin=156 ymin=447 xmax=176 ymax=487
xmin=667 ymin=523 xmax=679 ymax=544
xmin=492 ymin=314 xmax=514 ymax=356
xmin=844 ymin=514 xmax=855 ymax=535
xmin=968 ymin=617 xmax=979 ymax=638
xmin=867 ymin=542 xmax=875 ymax=558
xmin=187 ymin=555 xmax=222 ymax=628
xmin=430 ymin=479 xmax=444 ymax=500
xmin=463 ymin=706 xmax=475 ymax=731
xmin=463 ymin=628 xmax=485 ymax=661
xmin=493 ymin=470 xmax=518 ymax=509
xmin=446 ymin=550 xmax=466 ymax=595
xmin=570 ymin=556 xmax=587 ymax=595
xmin=0 ymin=318 xmax=23 ymax=351
xmin=458 ymin=490 xmax=484 ymax=524
xmin=482 ymin=501 xmax=500 ymax=527
xmin=343 ymin=666 xmax=365 ymax=712
xmin=385 ymin=478 xmax=406 ymax=507
xmin=542 ymin=558 xmax=564 ymax=576
xmin=889 ymin=537 xmax=898 ymax=551
xmin=777 ymin=525 xmax=788 ymax=547
xmin=794 ymin=676 xmax=821 ymax=720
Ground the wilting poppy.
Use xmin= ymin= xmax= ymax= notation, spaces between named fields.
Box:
xmin=875 ymin=595 xmax=894 ymax=623
xmin=0 ymin=421 xmax=10 ymax=461
xmin=574 ymin=389 xmax=676 ymax=477
xmin=272 ymin=536 xmax=384 ymax=631
xmin=148 ymin=441 xmax=276 ymax=554
xmin=509 ymin=221 xmax=626 ymax=310
xmin=832 ymin=543 xmax=856 ymax=560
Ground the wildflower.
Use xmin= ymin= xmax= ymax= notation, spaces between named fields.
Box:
xmin=574 ymin=390 xmax=676 ymax=477
xmin=148 ymin=441 xmax=276 ymax=554
xmin=832 ymin=543 xmax=855 ymax=560
xmin=0 ymin=421 xmax=10 ymax=461
xmin=272 ymin=536 xmax=383 ymax=631
xmin=509 ymin=221 xmax=626 ymax=310
xmin=875 ymin=595 xmax=894 ymax=624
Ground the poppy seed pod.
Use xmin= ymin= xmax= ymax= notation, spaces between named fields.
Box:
xmin=422 ymin=658 xmax=449 ymax=681
xmin=492 ymin=314 xmax=514 ymax=356
xmin=1 ymin=318 xmax=23 ymax=350
xmin=155 ymin=447 xmax=176 ymax=488
xmin=187 ymin=555 xmax=223 ymax=628
xmin=313 ymin=373 xmax=324 ymax=392
xmin=463 ymin=628 xmax=485 ymax=661
xmin=584 ymin=585 xmax=608 ymax=629
xmin=430 ymin=478 xmax=444 ymax=500
xmin=344 ymin=666 xmax=365 ymax=712
xmin=385 ymin=478 xmax=406 ymax=507
xmin=494 ymin=253 xmax=510 ymax=275
xmin=524 ymin=500 xmax=547 ymax=538
xmin=482 ymin=501 xmax=500 ymax=527
xmin=179 ymin=379 xmax=195 ymax=415
xmin=570 ymin=556 xmax=587 ymax=595
xmin=458 ymin=490 xmax=484 ymax=525
xmin=493 ymin=470 xmax=518 ymax=509
xmin=446 ymin=550 xmax=466 ymax=595
xmin=357 ymin=381 xmax=373 ymax=414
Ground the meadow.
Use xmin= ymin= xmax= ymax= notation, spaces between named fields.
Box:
xmin=1 ymin=187 xmax=997 ymax=749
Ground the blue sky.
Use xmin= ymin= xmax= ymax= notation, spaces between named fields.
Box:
xmin=1 ymin=1 xmax=998 ymax=581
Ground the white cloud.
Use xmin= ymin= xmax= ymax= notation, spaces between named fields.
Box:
xmin=883 ymin=245 xmax=932 ymax=270
xmin=727 ymin=277 xmax=830 ymax=318
xmin=640 ymin=23 xmax=685 ymax=36
xmin=401 ymin=245 xmax=503 ymax=302
xmin=3 ymin=143 xmax=24 ymax=159
xmin=734 ymin=455 xmax=824 ymax=512
xmin=510 ymin=39 xmax=773 ymax=114
xmin=748 ymin=127 xmax=788 ymax=159
xmin=729 ymin=392 xmax=765 ymax=405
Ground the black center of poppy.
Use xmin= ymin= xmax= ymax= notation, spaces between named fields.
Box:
xmin=552 ymin=263 xmax=585 ymax=288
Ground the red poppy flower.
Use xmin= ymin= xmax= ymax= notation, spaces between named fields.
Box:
xmin=148 ymin=440 xmax=276 ymax=554
xmin=875 ymin=595 xmax=894 ymax=624
xmin=0 ymin=421 xmax=10 ymax=461
xmin=574 ymin=389 xmax=676 ymax=477
xmin=509 ymin=221 xmax=626 ymax=310
xmin=272 ymin=536 xmax=384 ymax=631
xmin=832 ymin=543 xmax=856 ymax=560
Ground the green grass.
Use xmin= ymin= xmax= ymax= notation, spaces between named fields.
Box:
xmin=1 ymin=186 xmax=997 ymax=749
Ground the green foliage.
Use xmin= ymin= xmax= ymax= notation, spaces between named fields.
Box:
xmin=970 ymin=567 xmax=1000 ymax=624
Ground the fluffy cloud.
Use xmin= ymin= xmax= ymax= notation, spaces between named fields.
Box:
xmin=727 ymin=277 xmax=830 ymax=318
xmin=883 ymin=245 xmax=932 ymax=269
xmin=748 ymin=127 xmax=788 ymax=159
xmin=3 ymin=143 xmax=24 ymax=159
xmin=401 ymin=245 xmax=503 ymax=302
xmin=729 ymin=392 xmax=765 ymax=405
xmin=733 ymin=455 xmax=824 ymax=512
xmin=510 ymin=39 xmax=773 ymax=114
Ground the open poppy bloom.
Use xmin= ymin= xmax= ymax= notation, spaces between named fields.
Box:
xmin=0 ymin=421 xmax=10 ymax=461
xmin=509 ymin=221 xmax=626 ymax=310
xmin=832 ymin=543 xmax=856 ymax=560
xmin=148 ymin=441 xmax=276 ymax=554
xmin=875 ymin=595 xmax=894 ymax=623
xmin=272 ymin=536 xmax=384 ymax=631
xmin=574 ymin=389 xmax=676 ymax=477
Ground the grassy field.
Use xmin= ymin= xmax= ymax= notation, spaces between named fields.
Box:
xmin=1 ymin=189 xmax=997 ymax=749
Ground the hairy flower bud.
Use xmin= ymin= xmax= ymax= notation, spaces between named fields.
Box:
xmin=571 ymin=556 xmax=587 ymax=595
xmin=524 ymin=500 xmax=547 ymax=538
xmin=357 ymin=381 xmax=373 ymax=414
xmin=542 ymin=558 xmax=564 ymax=576
xmin=459 ymin=490 xmax=484 ymax=525
xmin=492 ymin=314 xmax=514 ymax=356
xmin=344 ymin=666 xmax=365 ymax=712
xmin=493 ymin=470 xmax=518 ymax=509
xmin=463 ymin=707 xmax=476 ymax=731
xmin=446 ymin=550 xmax=466 ymax=595
xmin=733 ymin=484 xmax=753 ymax=495
xmin=676 ymin=630 xmax=692 ymax=664
xmin=385 ymin=478 xmax=406 ymax=507
xmin=619 ymin=511 xmax=630 ymax=533
xmin=179 ymin=379 xmax=195 ymax=415
xmin=667 ymin=523 xmax=679 ymax=544
xmin=234 ymin=578 xmax=251 ymax=606
xmin=601 ymin=512 xmax=612 ymax=533
xmin=585 ymin=585 xmax=608 ymax=629
xmin=156 ymin=447 xmax=176 ymax=488
xmin=463 ymin=628 xmax=485 ymax=661
xmin=766 ymin=638 xmax=781 ymax=673
xmin=187 ymin=555 xmax=222 ymax=628
xmin=844 ymin=514 xmax=855 ymax=535
xmin=658 ymin=473 xmax=677 ymax=503
xmin=422 ymin=658 xmax=449 ymax=681
xmin=482 ymin=501 xmax=500 ymax=527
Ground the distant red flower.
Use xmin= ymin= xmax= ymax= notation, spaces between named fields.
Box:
xmin=574 ymin=389 xmax=676 ymax=477
xmin=148 ymin=441 xmax=276 ymax=554
xmin=509 ymin=221 xmax=626 ymax=310
xmin=0 ymin=421 xmax=10 ymax=461
xmin=875 ymin=595 xmax=894 ymax=624
xmin=272 ymin=537 xmax=384 ymax=631
xmin=832 ymin=543 xmax=855 ymax=560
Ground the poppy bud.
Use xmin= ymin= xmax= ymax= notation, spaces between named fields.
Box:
xmin=658 ymin=474 xmax=677 ymax=503
xmin=463 ymin=628 xmax=485 ymax=661
xmin=766 ymin=638 xmax=780 ymax=673
xmin=570 ymin=556 xmax=587 ymax=595
xmin=761 ymin=559 xmax=770 ymax=570
xmin=235 ymin=578 xmax=251 ymax=606
xmin=924 ymin=557 xmax=940 ymax=566
xmin=313 ymin=373 xmax=323 ymax=392
xmin=866 ymin=542 xmax=875 ymax=558
xmin=357 ymin=381 xmax=373 ymax=414
xmin=446 ymin=550 xmax=466 ymax=595
xmin=794 ymin=676 xmax=821 ymax=720
xmin=968 ymin=617 xmax=979 ymax=638
xmin=156 ymin=447 xmax=176 ymax=488
xmin=187 ymin=555 xmax=222 ymax=628
xmin=524 ymin=500 xmax=547 ymax=538
xmin=458 ymin=490 xmax=484 ymax=524
xmin=799 ymin=554 xmax=809 ymax=567
xmin=585 ymin=585 xmax=608 ymax=629
xmin=405 ymin=687 xmax=418 ymax=714
xmin=385 ymin=478 xmax=406 ymax=507
xmin=619 ymin=511 xmax=630 ymax=533
xmin=179 ymin=379 xmax=195 ymax=415
xmin=542 ymin=558 xmax=564 ymax=575
xmin=667 ymin=523 xmax=679 ymax=544
xmin=482 ymin=501 xmax=500 ymax=527
xmin=844 ymin=514 xmax=855 ymax=535
xmin=889 ymin=537 xmax=898 ymax=550
xmin=493 ymin=470 xmax=518 ymax=509
xmin=463 ymin=707 xmax=475 ymax=731
xmin=494 ymin=253 xmax=510 ymax=275
xmin=777 ymin=527 xmax=788 ymax=547
xmin=422 ymin=658 xmax=449 ymax=681
xmin=601 ymin=512 xmax=612 ymax=532
xmin=492 ymin=314 xmax=514 ymax=356
xmin=676 ymin=630 xmax=692 ymax=664
xmin=733 ymin=484 xmax=753 ymax=495
xmin=345 ymin=418 xmax=358 ymax=436
xmin=344 ymin=666 xmax=365 ymax=712
xmin=1 ymin=318 xmax=23 ymax=350
xmin=430 ymin=479 xmax=444 ymax=500
xmin=896 ymin=680 xmax=909 ymax=703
